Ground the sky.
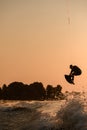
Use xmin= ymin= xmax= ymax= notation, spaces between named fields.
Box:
xmin=0 ymin=0 xmax=87 ymax=92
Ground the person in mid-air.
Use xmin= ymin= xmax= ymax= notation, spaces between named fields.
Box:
xmin=69 ymin=64 xmax=82 ymax=83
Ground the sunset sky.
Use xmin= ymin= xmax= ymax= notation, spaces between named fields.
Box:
xmin=0 ymin=0 xmax=87 ymax=92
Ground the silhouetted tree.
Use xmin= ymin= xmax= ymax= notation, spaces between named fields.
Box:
xmin=55 ymin=85 xmax=62 ymax=97
xmin=0 ymin=87 xmax=2 ymax=99
xmin=46 ymin=84 xmax=63 ymax=99
xmin=7 ymin=82 xmax=27 ymax=100
xmin=28 ymin=82 xmax=46 ymax=100
xmin=1 ymin=84 xmax=8 ymax=99
xmin=0 ymin=81 xmax=46 ymax=100
xmin=46 ymin=85 xmax=54 ymax=99
xmin=0 ymin=81 xmax=64 ymax=100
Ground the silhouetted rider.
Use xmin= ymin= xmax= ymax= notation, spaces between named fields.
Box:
xmin=69 ymin=65 xmax=82 ymax=82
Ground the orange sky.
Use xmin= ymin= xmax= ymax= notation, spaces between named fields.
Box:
xmin=0 ymin=0 xmax=87 ymax=92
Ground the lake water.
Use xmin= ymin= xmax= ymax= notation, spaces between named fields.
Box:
xmin=0 ymin=92 xmax=87 ymax=130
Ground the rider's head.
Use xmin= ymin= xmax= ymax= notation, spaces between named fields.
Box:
xmin=70 ymin=64 xmax=73 ymax=69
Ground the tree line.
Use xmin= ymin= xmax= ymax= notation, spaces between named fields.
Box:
xmin=0 ymin=81 xmax=65 ymax=100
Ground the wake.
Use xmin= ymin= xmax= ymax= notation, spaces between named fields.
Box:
xmin=57 ymin=99 xmax=87 ymax=130
xmin=0 ymin=92 xmax=87 ymax=130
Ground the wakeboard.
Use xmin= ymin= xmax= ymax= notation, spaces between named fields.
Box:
xmin=64 ymin=75 xmax=74 ymax=85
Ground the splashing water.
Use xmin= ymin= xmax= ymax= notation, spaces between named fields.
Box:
xmin=57 ymin=98 xmax=87 ymax=130
xmin=0 ymin=92 xmax=87 ymax=130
